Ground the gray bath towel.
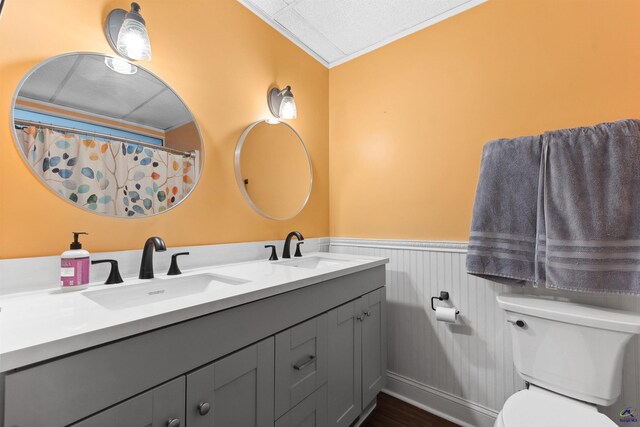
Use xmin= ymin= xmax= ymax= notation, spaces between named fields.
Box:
xmin=466 ymin=135 xmax=543 ymax=286
xmin=467 ymin=118 xmax=640 ymax=294
xmin=542 ymin=119 xmax=640 ymax=293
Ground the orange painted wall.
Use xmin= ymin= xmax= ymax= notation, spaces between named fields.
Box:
xmin=329 ymin=0 xmax=640 ymax=242
xmin=4 ymin=0 xmax=639 ymax=258
xmin=165 ymin=122 xmax=199 ymax=151
xmin=0 ymin=0 xmax=329 ymax=258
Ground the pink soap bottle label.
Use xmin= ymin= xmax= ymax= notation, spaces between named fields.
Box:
xmin=61 ymin=257 xmax=90 ymax=287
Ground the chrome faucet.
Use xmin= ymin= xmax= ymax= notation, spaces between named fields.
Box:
xmin=139 ymin=236 xmax=167 ymax=279
xmin=282 ymin=231 xmax=304 ymax=259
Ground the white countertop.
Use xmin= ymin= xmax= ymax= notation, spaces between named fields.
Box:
xmin=0 ymin=252 xmax=387 ymax=373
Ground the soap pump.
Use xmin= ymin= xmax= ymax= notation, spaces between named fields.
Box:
xmin=60 ymin=232 xmax=90 ymax=291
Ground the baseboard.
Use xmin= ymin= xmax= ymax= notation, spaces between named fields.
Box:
xmin=384 ymin=372 xmax=498 ymax=427
xmin=352 ymin=399 xmax=377 ymax=427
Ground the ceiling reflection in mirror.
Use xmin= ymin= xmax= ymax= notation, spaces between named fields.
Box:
xmin=11 ymin=52 xmax=203 ymax=218
xmin=235 ymin=120 xmax=312 ymax=220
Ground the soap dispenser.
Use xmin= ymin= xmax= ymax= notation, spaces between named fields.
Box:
xmin=60 ymin=232 xmax=90 ymax=291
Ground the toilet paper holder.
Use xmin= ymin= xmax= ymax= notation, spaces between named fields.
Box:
xmin=431 ymin=291 xmax=459 ymax=314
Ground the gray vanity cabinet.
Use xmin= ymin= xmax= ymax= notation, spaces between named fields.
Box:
xmin=186 ymin=337 xmax=275 ymax=427
xmin=1 ymin=265 xmax=386 ymax=427
xmin=71 ymin=376 xmax=185 ymax=427
xmin=328 ymin=288 xmax=387 ymax=427
xmin=275 ymin=314 xmax=328 ymax=419
xmin=327 ymin=298 xmax=362 ymax=427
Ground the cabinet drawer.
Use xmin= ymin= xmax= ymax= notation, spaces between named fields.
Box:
xmin=71 ymin=376 xmax=185 ymax=427
xmin=275 ymin=313 xmax=328 ymax=419
xmin=275 ymin=384 xmax=328 ymax=427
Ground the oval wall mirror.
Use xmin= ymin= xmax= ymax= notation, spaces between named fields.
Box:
xmin=11 ymin=52 xmax=203 ymax=218
xmin=235 ymin=120 xmax=312 ymax=220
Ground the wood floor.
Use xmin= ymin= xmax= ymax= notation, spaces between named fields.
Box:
xmin=360 ymin=393 xmax=460 ymax=427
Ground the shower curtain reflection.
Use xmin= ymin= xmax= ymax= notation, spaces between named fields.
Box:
xmin=20 ymin=126 xmax=197 ymax=217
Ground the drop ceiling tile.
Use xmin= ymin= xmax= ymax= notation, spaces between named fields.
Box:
xmin=239 ymin=0 xmax=486 ymax=67
xmin=19 ymin=55 xmax=79 ymax=102
xmin=275 ymin=8 xmax=344 ymax=63
xmin=53 ymin=56 xmax=165 ymax=121
xmin=292 ymin=0 xmax=472 ymax=55
xmin=124 ymin=89 xmax=193 ymax=130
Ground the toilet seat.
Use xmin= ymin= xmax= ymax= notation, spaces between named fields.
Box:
xmin=497 ymin=386 xmax=617 ymax=427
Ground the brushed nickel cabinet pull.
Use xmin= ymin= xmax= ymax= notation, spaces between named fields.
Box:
xmin=293 ymin=355 xmax=316 ymax=370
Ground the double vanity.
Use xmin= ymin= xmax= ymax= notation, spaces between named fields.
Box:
xmin=4 ymin=44 xmax=383 ymax=427
xmin=0 ymin=250 xmax=388 ymax=427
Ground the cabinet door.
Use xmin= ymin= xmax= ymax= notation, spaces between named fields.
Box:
xmin=72 ymin=376 xmax=185 ymax=427
xmin=275 ymin=313 xmax=328 ymax=419
xmin=275 ymin=384 xmax=327 ymax=427
xmin=327 ymin=299 xmax=362 ymax=427
xmin=186 ymin=337 xmax=274 ymax=427
xmin=361 ymin=288 xmax=387 ymax=408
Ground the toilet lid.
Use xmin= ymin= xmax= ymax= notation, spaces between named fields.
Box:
xmin=501 ymin=388 xmax=617 ymax=427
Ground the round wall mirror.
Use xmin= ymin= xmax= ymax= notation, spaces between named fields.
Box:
xmin=11 ymin=52 xmax=203 ymax=218
xmin=235 ymin=120 xmax=312 ymax=220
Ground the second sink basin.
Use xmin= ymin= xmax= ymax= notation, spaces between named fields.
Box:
xmin=83 ymin=273 xmax=250 ymax=310
xmin=277 ymin=255 xmax=353 ymax=269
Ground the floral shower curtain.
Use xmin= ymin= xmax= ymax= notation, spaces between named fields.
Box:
xmin=21 ymin=126 xmax=198 ymax=216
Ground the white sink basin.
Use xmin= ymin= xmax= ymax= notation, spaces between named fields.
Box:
xmin=83 ymin=273 xmax=249 ymax=310
xmin=277 ymin=255 xmax=354 ymax=269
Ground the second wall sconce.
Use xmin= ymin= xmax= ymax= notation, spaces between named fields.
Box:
xmin=105 ymin=2 xmax=152 ymax=61
xmin=268 ymin=85 xmax=297 ymax=120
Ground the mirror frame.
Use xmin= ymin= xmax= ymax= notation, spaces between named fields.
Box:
xmin=234 ymin=120 xmax=312 ymax=220
xmin=10 ymin=51 xmax=205 ymax=219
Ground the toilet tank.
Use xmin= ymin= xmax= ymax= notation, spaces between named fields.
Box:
xmin=497 ymin=295 xmax=640 ymax=406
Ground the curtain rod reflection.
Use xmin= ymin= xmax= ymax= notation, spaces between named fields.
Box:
xmin=14 ymin=119 xmax=195 ymax=158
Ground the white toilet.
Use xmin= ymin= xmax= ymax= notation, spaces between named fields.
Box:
xmin=495 ymin=294 xmax=640 ymax=427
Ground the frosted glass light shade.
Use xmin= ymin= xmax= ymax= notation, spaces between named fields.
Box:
xmin=279 ymin=96 xmax=297 ymax=119
xmin=117 ymin=17 xmax=151 ymax=60
xmin=267 ymin=86 xmax=297 ymax=120
xmin=104 ymin=57 xmax=137 ymax=75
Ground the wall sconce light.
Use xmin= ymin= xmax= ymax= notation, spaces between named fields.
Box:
xmin=268 ymin=85 xmax=297 ymax=119
xmin=105 ymin=2 xmax=152 ymax=61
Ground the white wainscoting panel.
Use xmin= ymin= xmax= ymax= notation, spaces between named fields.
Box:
xmin=330 ymin=238 xmax=640 ymax=427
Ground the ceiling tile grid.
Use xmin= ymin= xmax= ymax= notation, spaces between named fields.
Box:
xmin=239 ymin=0 xmax=487 ymax=68
xmin=18 ymin=55 xmax=192 ymax=131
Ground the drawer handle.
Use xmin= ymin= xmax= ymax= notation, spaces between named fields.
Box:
xmin=364 ymin=310 xmax=371 ymax=317
xmin=167 ymin=418 xmax=181 ymax=427
xmin=198 ymin=402 xmax=211 ymax=416
xmin=293 ymin=355 xmax=316 ymax=371
xmin=356 ymin=315 xmax=364 ymax=322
